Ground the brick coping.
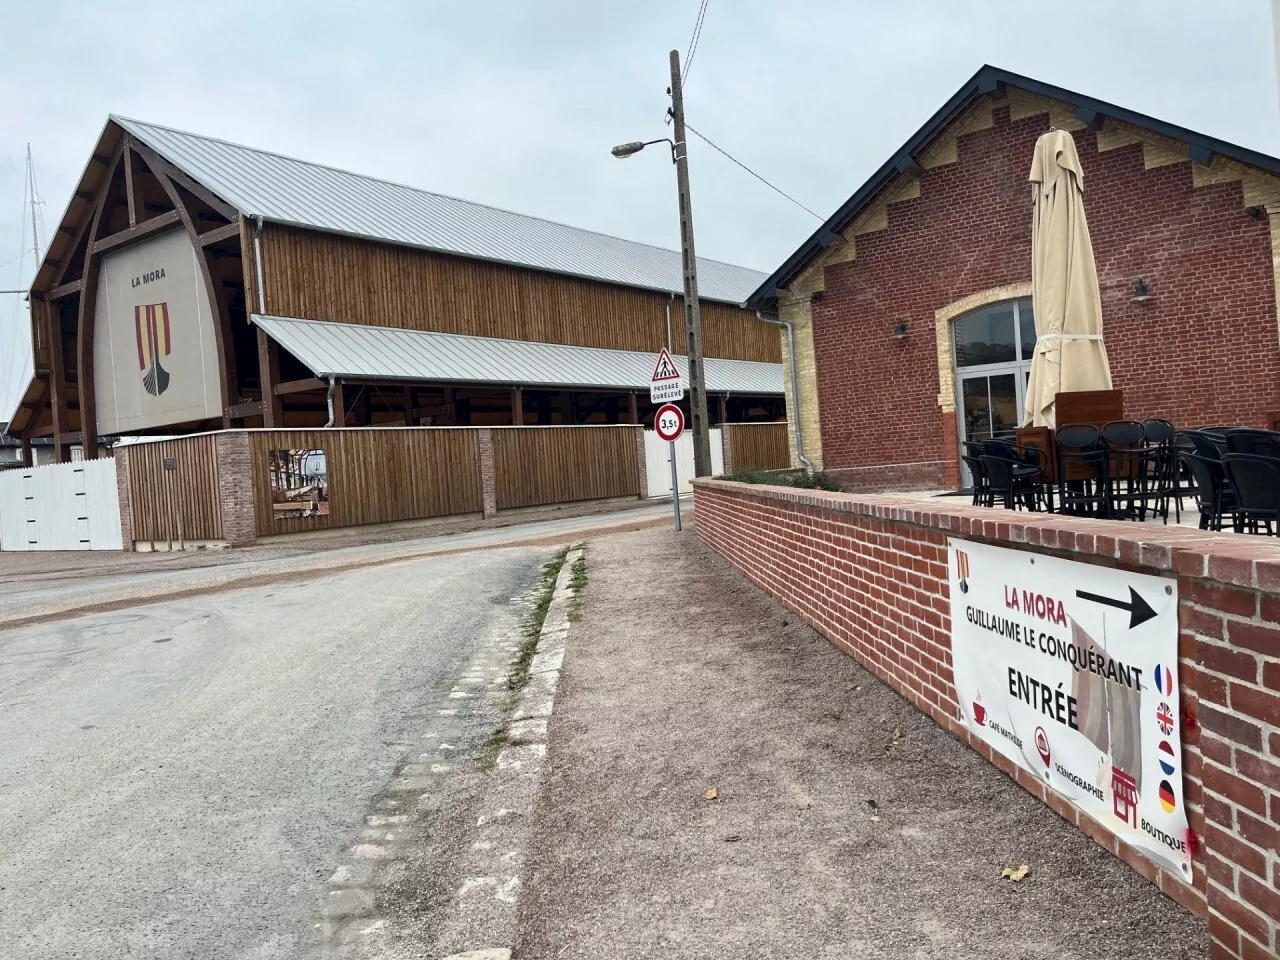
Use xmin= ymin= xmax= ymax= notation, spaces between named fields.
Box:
xmin=693 ymin=478 xmax=1280 ymax=588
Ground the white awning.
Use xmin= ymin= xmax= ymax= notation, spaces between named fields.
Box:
xmin=252 ymin=314 xmax=784 ymax=395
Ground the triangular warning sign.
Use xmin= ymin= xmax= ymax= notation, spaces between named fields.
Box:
xmin=650 ymin=347 xmax=682 ymax=383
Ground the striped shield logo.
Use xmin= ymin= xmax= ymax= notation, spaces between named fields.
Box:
xmin=135 ymin=303 xmax=172 ymax=397
xmin=957 ymin=548 xmax=971 ymax=593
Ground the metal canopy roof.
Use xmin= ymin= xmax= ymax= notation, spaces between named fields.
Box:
xmin=747 ymin=63 xmax=1280 ymax=309
xmin=113 ymin=116 xmax=767 ymax=305
xmin=252 ymin=314 xmax=784 ymax=395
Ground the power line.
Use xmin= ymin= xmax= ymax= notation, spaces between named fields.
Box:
xmin=681 ymin=0 xmax=710 ymax=86
xmin=683 ymin=120 xmax=824 ymax=221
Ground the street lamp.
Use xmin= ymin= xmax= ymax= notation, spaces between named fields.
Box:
xmin=610 ymin=48 xmax=714 ymax=479
xmin=610 ymin=139 xmax=674 ymax=160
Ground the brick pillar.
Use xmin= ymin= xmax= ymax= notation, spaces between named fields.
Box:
xmin=215 ymin=432 xmax=257 ymax=546
xmin=634 ymin=426 xmax=648 ymax=500
xmin=114 ymin=445 xmax=135 ymax=551
xmin=478 ymin=428 xmax=497 ymax=518
xmin=941 ymin=409 xmax=961 ymax=489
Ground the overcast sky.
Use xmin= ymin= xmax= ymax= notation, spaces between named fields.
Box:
xmin=1 ymin=0 xmax=1277 ymax=422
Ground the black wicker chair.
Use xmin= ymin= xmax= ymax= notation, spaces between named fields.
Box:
xmin=1103 ymin=420 xmax=1164 ymax=521
xmin=1221 ymin=454 xmax=1280 ymax=535
xmin=1182 ymin=430 xmax=1225 ymax=460
xmin=962 ymin=454 xmax=992 ymax=507
xmin=1056 ymin=423 xmax=1109 ymax=518
xmin=981 ymin=454 xmax=1045 ymax=511
xmin=1179 ymin=453 xmax=1234 ymax=531
xmin=1142 ymin=418 xmax=1182 ymax=522
xmin=1224 ymin=429 xmax=1280 ymax=460
xmin=983 ymin=439 xmax=1052 ymax=511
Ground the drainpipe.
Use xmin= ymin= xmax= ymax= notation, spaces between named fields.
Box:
xmin=664 ymin=292 xmax=675 ymax=351
xmin=756 ymin=310 xmax=814 ymax=476
xmin=325 ymin=375 xmax=337 ymax=428
xmin=252 ymin=216 xmax=267 ymax=315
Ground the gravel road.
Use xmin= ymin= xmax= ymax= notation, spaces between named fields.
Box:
xmin=515 ymin=525 xmax=1209 ymax=960
xmin=0 ymin=545 xmax=548 ymax=959
xmin=0 ymin=501 xmax=669 ymax=628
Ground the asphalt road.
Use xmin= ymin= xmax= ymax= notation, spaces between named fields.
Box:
xmin=0 ymin=545 xmax=548 ymax=959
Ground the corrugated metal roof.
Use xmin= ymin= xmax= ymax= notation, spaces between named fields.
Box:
xmin=252 ymin=314 xmax=784 ymax=395
xmin=113 ymin=115 xmax=767 ymax=304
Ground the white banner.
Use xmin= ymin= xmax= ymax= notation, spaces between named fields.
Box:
xmin=94 ymin=227 xmax=223 ymax=434
xmin=947 ymin=538 xmax=1191 ymax=880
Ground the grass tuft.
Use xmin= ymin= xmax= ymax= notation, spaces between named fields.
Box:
xmin=567 ymin=553 xmax=588 ymax=621
xmin=483 ymin=547 xmax=579 ymax=769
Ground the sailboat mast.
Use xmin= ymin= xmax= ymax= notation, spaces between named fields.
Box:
xmin=27 ymin=144 xmax=41 ymax=265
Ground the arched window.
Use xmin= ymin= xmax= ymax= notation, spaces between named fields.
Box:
xmin=954 ymin=298 xmax=1036 ymax=466
xmin=954 ymin=299 xmax=1036 ymax=368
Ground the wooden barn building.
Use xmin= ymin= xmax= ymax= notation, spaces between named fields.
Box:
xmin=9 ymin=116 xmax=782 ymax=462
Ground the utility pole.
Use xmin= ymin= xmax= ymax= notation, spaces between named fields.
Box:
xmin=667 ymin=49 xmax=713 ymax=477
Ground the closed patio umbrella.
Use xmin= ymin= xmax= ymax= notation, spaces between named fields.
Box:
xmin=1023 ymin=128 xmax=1112 ymax=428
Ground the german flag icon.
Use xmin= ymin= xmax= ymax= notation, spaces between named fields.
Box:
xmin=1158 ymin=780 xmax=1176 ymax=814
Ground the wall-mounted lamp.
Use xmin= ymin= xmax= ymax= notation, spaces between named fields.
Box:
xmin=893 ymin=322 xmax=908 ymax=340
xmin=1131 ymin=278 xmax=1150 ymax=303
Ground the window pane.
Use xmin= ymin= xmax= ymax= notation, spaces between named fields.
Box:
xmin=989 ymin=373 xmax=1018 ymax=439
xmin=961 ymin=377 xmax=992 ymax=441
xmin=955 ymin=304 xmax=1017 ymax=367
xmin=1019 ymin=299 xmax=1037 ymax=361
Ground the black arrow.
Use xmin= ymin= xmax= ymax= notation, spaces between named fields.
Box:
xmin=1075 ymin=587 xmax=1158 ymax=629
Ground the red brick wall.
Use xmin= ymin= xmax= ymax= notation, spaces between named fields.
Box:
xmin=214 ymin=432 xmax=256 ymax=546
xmin=695 ymin=478 xmax=1280 ymax=959
xmin=114 ymin=446 xmax=135 ymax=551
xmin=811 ymin=98 xmax=1279 ymax=481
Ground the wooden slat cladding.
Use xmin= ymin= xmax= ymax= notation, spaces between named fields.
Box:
xmin=126 ymin=434 xmax=223 ymax=541
xmin=726 ymin=422 xmax=789 ymax=471
xmin=248 ymin=428 xmax=483 ymax=536
xmin=260 ymin=226 xmax=779 ymax=363
xmin=493 ymin=426 xmax=639 ymax=510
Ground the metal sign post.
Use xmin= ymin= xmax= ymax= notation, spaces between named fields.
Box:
xmin=668 ymin=441 xmax=681 ymax=532
xmin=654 ymin=402 xmax=686 ymax=532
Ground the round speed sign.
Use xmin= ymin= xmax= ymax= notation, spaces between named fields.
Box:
xmin=654 ymin=403 xmax=685 ymax=442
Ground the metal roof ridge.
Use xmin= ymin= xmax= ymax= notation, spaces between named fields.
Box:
xmin=251 ymin=313 xmax=782 ymax=364
xmin=113 ymin=115 xmax=768 ymax=280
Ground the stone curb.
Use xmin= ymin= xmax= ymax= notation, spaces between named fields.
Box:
xmin=440 ymin=547 xmax=581 ymax=959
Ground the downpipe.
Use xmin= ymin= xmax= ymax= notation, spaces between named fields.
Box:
xmin=756 ymin=310 xmax=814 ymax=476
xmin=665 ymin=292 xmax=675 ymax=351
xmin=325 ymin=375 xmax=337 ymax=428
xmin=252 ymin=216 xmax=267 ymax=315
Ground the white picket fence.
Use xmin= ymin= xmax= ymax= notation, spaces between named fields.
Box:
xmin=0 ymin=458 xmax=123 ymax=551
xmin=644 ymin=427 xmax=724 ymax=499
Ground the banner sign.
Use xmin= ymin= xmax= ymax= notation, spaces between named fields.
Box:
xmin=947 ymin=538 xmax=1191 ymax=879
xmin=93 ymin=227 xmax=223 ymax=434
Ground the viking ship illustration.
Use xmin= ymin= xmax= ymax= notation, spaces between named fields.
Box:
xmin=1071 ymin=619 xmax=1143 ymax=821
xmin=135 ymin=303 xmax=172 ymax=396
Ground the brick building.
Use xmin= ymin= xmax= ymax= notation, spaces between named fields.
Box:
xmin=748 ymin=65 xmax=1280 ymax=490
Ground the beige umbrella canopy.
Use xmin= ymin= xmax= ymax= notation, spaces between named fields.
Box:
xmin=1023 ymin=129 xmax=1112 ymax=428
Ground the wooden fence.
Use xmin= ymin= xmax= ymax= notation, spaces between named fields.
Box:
xmin=722 ymin=422 xmax=789 ymax=473
xmin=249 ymin=428 xmax=482 ymax=536
xmin=118 ymin=424 xmax=647 ymax=546
xmin=125 ymin=433 xmax=224 ymax=541
xmin=492 ymin=426 xmax=640 ymax=510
